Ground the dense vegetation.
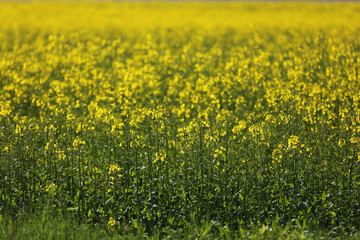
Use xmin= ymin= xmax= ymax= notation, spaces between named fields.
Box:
xmin=1 ymin=2 xmax=360 ymax=239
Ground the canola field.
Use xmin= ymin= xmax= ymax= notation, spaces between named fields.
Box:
xmin=1 ymin=2 xmax=360 ymax=238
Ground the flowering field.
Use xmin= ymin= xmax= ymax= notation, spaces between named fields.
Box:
xmin=1 ymin=2 xmax=360 ymax=239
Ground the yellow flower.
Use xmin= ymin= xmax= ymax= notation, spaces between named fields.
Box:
xmin=338 ymin=139 xmax=346 ymax=148
xmin=109 ymin=164 xmax=120 ymax=173
xmin=73 ymin=137 xmax=85 ymax=148
xmin=350 ymin=136 xmax=360 ymax=144
xmin=232 ymin=120 xmax=247 ymax=134
xmin=288 ymin=135 xmax=299 ymax=149
xmin=107 ymin=217 xmax=116 ymax=229
xmin=46 ymin=183 xmax=57 ymax=195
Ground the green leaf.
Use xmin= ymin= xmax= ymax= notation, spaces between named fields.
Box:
xmin=322 ymin=191 xmax=326 ymax=202
xmin=307 ymin=206 xmax=312 ymax=214
xmin=222 ymin=152 xmax=227 ymax=162
xmin=259 ymin=224 xmax=266 ymax=235
xmin=168 ymin=216 xmax=174 ymax=225
xmin=67 ymin=207 xmax=78 ymax=211
xmin=239 ymin=193 xmax=244 ymax=201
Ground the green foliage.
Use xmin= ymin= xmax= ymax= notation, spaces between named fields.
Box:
xmin=1 ymin=213 xmax=359 ymax=239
